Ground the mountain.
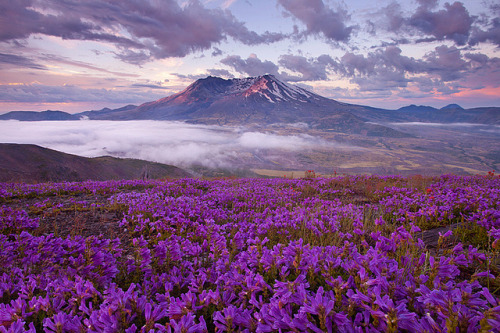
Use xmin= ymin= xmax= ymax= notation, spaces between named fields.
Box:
xmin=77 ymin=75 xmax=408 ymax=137
xmin=397 ymin=105 xmax=438 ymax=113
xmin=0 ymin=106 xmax=138 ymax=121
xmin=78 ymin=104 xmax=137 ymax=119
xmin=0 ymin=143 xmax=191 ymax=183
xmin=0 ymin=110 xmax=78 ymax=121
xmin=102 ymin=75 xmax=345 ymax=123
xmin=440 ymin=104 xmax=464 ymax=110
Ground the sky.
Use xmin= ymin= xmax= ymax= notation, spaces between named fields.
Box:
xmin=0 ymin=0 xmax=499 ymax=113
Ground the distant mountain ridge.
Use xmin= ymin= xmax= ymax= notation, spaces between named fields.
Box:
xmin=396 ymin=104 xmax=465 ymax=112
xmin=0 ymin=110 xmax=79 ymax=121
xmin=0 ymin=143 xmax=191 ymax=183
xmin=1 ymin=75 xmax=498 ymax=127
xmin=356 ymin=103 xmax=499 ymax=124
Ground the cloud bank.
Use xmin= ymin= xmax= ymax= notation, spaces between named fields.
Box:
xmin=0 ymin=120 xmax=331 ymax=168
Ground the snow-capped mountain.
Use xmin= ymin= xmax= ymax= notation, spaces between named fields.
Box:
xmin=230 ymin=74 xmax=318 ymax=103
xmin=113 ymin=74 xmax=339 ymax=122
xmin=153 ymin=74 xmax=321 ymax=105
xmin=83 ymin=74 xmax=375 ymax=129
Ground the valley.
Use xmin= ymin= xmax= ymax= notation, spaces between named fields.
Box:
xmin=208 ymin=121 xmax=499 ymax=176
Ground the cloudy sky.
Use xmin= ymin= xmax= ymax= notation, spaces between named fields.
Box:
xmin=0 ymin=0 xmax=499 ymax=113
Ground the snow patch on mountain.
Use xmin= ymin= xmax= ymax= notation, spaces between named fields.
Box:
xmin=235 ymin=75 xmax=317 ymax=104
xmin=270 ymin=82 xmax=284 ymax=100
xmin=286 ymin=83 xmax=312 ymax=99
xmin=263 ymin=93 xmax=275 ymax=103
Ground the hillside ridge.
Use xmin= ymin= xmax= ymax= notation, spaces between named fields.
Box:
xmin=0 ymin=143 xmax=191 ymax=183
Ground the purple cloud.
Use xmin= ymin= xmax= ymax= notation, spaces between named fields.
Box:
xmin=38 ymin=54 xmax=139 ymax=77
xmin=409 ymin=1 xmax=474 ymax=45
xmin=0 ymin=53 xmax=46 ymax=70
xmin=338 ymin=52 xmax=377 ymax=76
xmin=334 ymin=46 xmax=471 ymax=88
xmin=221 ymin=54 xmax=281 ymax=77
xmin=464 ymin=53 xmax=489 ymax=65
xmin=416 ymin=0 xmax=439 ymax=10
xmin=380 ymin=46 xmax=426 ymax=73
xmin=130 ymin=84 xmax=171 ymax=90
xmin=172 ymin=73 xmax=210 ymax=81
xmin=379 ymin=2 xmax=405 ymax=31
xmin=278 ymin=54 xmax=333 ymax=81
xmin=207 ymin=69 xmax=234 ymax=78
xmin=275 ymin=44 xmax=499 ymax=99
xmin=212 ymin=48 xmax=223 ymax=57
xmin=336 ymin=46 xmax=424 ymax=78
xmin=277 ymin=0 xmax=354 ymax=42
xmin=0 ymin=1 xmax=142 ymax=48
xmin=422 ymin=46 xmax=468 ymax=81
xmin=0 ymin=0 xmax=287 ymax=64
xmin=221 ymin=53 xmax=339 ymax=82
xmin=217 ymin=42 xmax=499 ymax=101
xmin=0 ymin=84 xmax=166 ymax=104
xmin=377 ymin=1 xmax=478 ymax=46
xmin=461 ymin=54 xmax=500 ymax=88
xmin=339 ymin=51 xmax=411 ymax=91
xmin=172 ymin=69 xmax=234 ymax=81
xmin=469 ymin=17 xmax=500 ymax=47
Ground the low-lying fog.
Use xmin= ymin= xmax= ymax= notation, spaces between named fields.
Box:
xmin=0 ymin=120 xmax=340 ymax=168
xmin=389 ymin=122 xmax=500 ymax=131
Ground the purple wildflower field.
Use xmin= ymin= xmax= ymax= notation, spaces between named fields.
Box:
xmin=0 ymin=174 xmax=499 ymax=332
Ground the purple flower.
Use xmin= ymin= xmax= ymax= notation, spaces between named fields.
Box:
xmin=170 ymin=313 xmax=207 ymax=333
xmin=0 ymin=319 xmax=35 ymax=333
xmin=213 ymin=306 xmax=238 ymax=332
xmin=302 ymin=287 xmax=335 ymax=315
xmin=43 ymin=312 xmax=82 ymax=332
xmin=374 ymin=217 xmax=385 ymax=226
xmin=346 ymin=289 xmax=371 ymax=305
xmin=481 ymin=288 xmax=498 ymax=306
xmin=438 ymin=229 xmax=453 ymax=238
xmin=144 ymin=302 xmax=168 ymax=322
xmin=125 ymin=324 xmax=137 ymax=333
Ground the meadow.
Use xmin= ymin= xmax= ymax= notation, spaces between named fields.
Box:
xmin=0 ymin=173 xmax=499 ymax=332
